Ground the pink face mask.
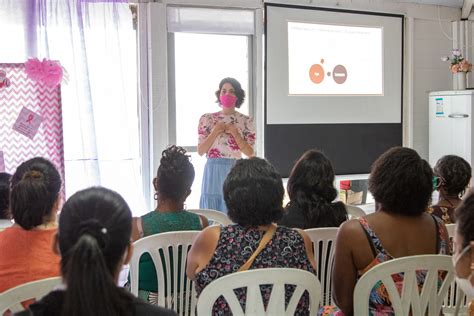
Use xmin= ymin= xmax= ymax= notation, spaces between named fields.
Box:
xmin=219 ymin=94 xmax=237 ymax=108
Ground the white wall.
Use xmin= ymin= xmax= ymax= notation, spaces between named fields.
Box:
xmin=267 ymin=0 xmax=460 ymax=159
xmin=412 ymin=18 xmax=453 ymax=159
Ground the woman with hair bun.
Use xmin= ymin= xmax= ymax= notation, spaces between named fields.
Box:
xmin=0 ymin=157 xmax=61 ymax=293
xmin=16 ymin=187 xmax=175 ymax=316
xmin=131 ymin=145 xmax=208 ymax=303
xmin=197 ymin=77 xmax=256 ymax=213
xmin=428 ymin=155 xmax=472 ymax=224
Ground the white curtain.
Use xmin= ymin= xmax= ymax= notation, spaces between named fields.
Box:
xmin=0 ymin=0 xmax=146 ymax=213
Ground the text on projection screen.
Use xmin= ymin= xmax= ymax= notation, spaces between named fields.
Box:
xmin=288 ymin=21 xmax=383 ymax=96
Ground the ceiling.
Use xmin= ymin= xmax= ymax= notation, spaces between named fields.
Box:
xmin=395 ymin=0 xmax=463 ymax=8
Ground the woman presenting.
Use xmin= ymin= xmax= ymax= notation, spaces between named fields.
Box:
xmin=198 ymin=77 xmax=255 ymax=213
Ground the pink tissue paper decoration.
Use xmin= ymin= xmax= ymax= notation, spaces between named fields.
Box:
xmin=25 ymin=58 xmax=63 ymax=87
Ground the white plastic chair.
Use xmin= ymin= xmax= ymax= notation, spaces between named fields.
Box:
xmin=354 ymin=255 xmax=454 ymax=315
xmin=196 ymin=268 xmax=321 ymax=316
xmin=188 ymin=208 xmax=233 ymax=226
xmin=304 ymin=227 xmax=338 ymax=306
xmin=0 ymin=277 xmax=61 ymax=313
xmin=345 ymin=204 xmax=366 ymax=219
xmin=442 ymin=223 xmax=469 ymax=315
xmin=130 ymin=231 xmax=199 ymax=316
xmin=445 ymin=223 xmax=456 ymax=238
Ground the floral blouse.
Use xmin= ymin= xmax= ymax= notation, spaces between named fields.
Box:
xmin=427 ymin=205 xmax=456 ymax=224
xmin=195 ymin=224 xmax=316 ymax=315
xmin=198 ymin=111 xmax=256 ymax=159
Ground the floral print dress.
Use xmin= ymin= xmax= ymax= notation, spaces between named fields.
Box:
xmin=195 ymin=224 xmax=316 ymax=315
xmin=198 ymin=111 xmax=256 ymax=158
xmin=427 ymin=205 xmax=456 ymax=224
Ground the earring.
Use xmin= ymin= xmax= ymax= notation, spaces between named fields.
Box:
xmin=154 ymin=192 xmax=158 ymax=200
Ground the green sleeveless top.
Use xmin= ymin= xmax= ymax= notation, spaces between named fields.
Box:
xmin=138 ymin=210 xmax=202 ymax=292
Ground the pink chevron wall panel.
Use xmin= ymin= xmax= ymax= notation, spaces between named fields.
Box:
xmin=0 ymin=63 xmax=65 ymax=194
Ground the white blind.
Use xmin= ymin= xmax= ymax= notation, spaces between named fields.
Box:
xmin=167 ymin=6 xmax=255 ymax=35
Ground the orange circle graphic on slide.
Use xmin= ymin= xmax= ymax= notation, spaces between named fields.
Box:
xmin=309 ymin=64 xmax=324 ymax=84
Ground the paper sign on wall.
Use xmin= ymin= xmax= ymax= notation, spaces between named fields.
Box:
xmin=0 ymin=151 xmax=4 ymax=172
xmin=12 ymin=106 xmax=43 ymax=139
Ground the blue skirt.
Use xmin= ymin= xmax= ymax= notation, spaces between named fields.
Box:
xmin=200 ymin=158 xmax=236 ymax=214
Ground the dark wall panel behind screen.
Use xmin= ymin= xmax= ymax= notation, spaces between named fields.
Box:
xmin=264 ymin=123 xmax=402 ymax=177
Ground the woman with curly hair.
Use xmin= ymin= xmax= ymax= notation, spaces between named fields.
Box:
xmin=187 ymin=157 xmax=316 ymax=315
xmin=131 ymin=145 xmax=208 ymax=303
xmin=279 ymin=149 xmax=347 ymax=229
xmin=326 ymin=147 xmax=451 ymax=316
xmin=197 ymin=77 xmax=256 ymax=213
xmin=428 ymin=155 xmax=471 ymax=224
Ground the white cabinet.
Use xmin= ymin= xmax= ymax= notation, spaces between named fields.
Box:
xmin=429 ymin=90 xmax=473 ymax=167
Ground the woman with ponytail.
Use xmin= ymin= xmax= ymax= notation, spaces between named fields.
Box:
xmin=279 ymin=150 xmax=348 ymax=229
xmin=18 ymin=187 xmax=175 ymax=316
xmin=131 ymin=145 xmax=208 ymax=303
xmin=0 ymin=157 xmax=61 ymax=293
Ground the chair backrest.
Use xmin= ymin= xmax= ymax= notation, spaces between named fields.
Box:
xmin=188 ymin=208 xmax=233 ymax=226
xmin=0 ymin=277 xmax=61 ymax=313
xmin=442 ymin=222 xmax=469 ymax=315
xmin=441 ymin=223 xmax=468 ymax=315
xmin=345 ymin=205 xmax=366 ymax=219
xmin=445 ymin=223 xmax=455 ymax=238
xmin=304 ymin=227 xmax=338 ymax=306
xmin=129 ymin=231 xmax=199 ymax=316
xmin=196 ymin=268 xmax=321 ymax=316
xmin=354 ymin=255 xmax=454 ymax=316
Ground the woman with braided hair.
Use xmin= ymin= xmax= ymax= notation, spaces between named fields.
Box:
xmin=279 ymin=149 xmax=348 ymax=229
xmin=428 ymin=155 xmax=472 ymax=224
xmin=0 ymin=157 xmax=61 ymax=293
xmin=131 ymin=145 xmax=208 ymax=303
xmin=16 ymin=187 xmax=175 ymax=316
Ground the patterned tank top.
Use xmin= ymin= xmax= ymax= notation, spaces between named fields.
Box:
xmin=358 ymin=215 xmax=449 ymax=315
xmin=138 ymin=210 xmax=202 ymax=291
xmin=195 ymin=224 xmax=316 ymax=315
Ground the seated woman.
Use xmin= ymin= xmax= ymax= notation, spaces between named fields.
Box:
xmin=186 ymin=157 xmax=317 ymax=315
xmin=18 ymin=187 xmax=176 ymax=316
xmin=278 ymin=149 xmax=348 ymax=229
xmin=0 ymin=158 xmax=61 ymax=293
xmin=327 ymin=147 xmax=450 ymax=316
xmin=452 ymin=190 xmax=474 ymax=314
xmin=428 ymin=155 xmax=471 ymax=224
xmin=131 ymin=145 xmax=208 ymax=303
xmin=0 ymin=172 xmax=12 ymax=229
